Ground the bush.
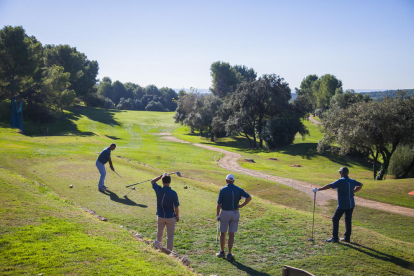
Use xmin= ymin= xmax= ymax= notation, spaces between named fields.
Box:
xmin=103 ymin=97 xmax=115 ymax=109
xmin=262 ymin=114 xmax=309 ymax=149
xmin=82 ymin=93 xmax=106 ymax=107
xmin=116 ymin=98 xmax=134 ymax=110
xmin=145 ymin=101 xmax=164 ymax=111
xmin=389 ymin=145 xmax=414 ymax=178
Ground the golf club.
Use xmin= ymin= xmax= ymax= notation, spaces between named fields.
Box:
xmin=215 ymin=221 xmax=219 ymax=247
xmin=125 ymin=172 xmax=182 ymax=188
xmin=308 ymin=191 xmax=317 ymax=241
xmin=114 ymin=171 xmax=129 ymax=185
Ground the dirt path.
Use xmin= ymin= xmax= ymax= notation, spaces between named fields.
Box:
xmin=161 ymin=134 xmax=414 ymax=217
xmin=308 ymin=116 xmax=320 ymax=125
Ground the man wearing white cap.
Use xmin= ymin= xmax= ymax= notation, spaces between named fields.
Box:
xmin=216 ymin=174 xmax=251 ymax=260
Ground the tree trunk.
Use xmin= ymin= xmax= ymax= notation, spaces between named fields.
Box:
xmin=242 ymin=132 xmax=252 ymax=147
xmin=372 ymin=150 xmax=379 ymax=180
xmin=376 ymin=145 xmax=397 ymax=180
xmin=209 ymin=127 xmax=214 ymax=142
xmin=200 ymin=128 xmax=203 ymax=137
xmin=190 ymin=127 xmax=194 ymax=133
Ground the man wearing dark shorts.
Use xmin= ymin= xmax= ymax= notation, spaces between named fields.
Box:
xmin=216 ymin=174 xmax=251 ymax=260
xmin=313 ymin=167 xmax=363 ymax=242
xmin=96 ymin=143 xmax=116 ymax=192
xmin=151 ymin=173 xmax=180 ymax=251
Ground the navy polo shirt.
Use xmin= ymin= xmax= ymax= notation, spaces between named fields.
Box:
xmin=217 ymin=183 xmax=250 ymax=211
xmin=152 ymin=182 xmax=179 ymax=218
xmin=330 ymin=176 xmax=362 ymax=209
xmin=97 ymin=147 xmax=111 ymax=164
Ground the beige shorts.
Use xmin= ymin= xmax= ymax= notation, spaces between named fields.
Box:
xmin=220 ymin=210 xmax=240 ymax=233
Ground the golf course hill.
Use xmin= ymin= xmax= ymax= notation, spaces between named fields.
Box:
xmin=0 ymin=106 xmax=413 ymax=275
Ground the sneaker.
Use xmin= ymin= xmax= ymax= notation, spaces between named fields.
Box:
xmin=103 ymin=185 xmax=108 ymax=189
xmin=216 ymin=251 xmax=225 ymax=258
xmin=340 ymin=237 xmax=350 ymax=242
xmin=98 ymin=188 xmax=106 ymax=192
xmin=226 ymin=253 xmax=234 ymax=260
xmin=325 ymin=237 xmax=338 ymax=243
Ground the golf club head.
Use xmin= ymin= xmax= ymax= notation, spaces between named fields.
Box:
xmin=308 ymin=238 xmax=314 ymax=241
xmin=132 ymin=187 xmax=135 ymax=190
xmin=176 ymin=172 xmax=181 ymax=177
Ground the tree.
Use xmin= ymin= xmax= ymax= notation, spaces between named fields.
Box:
xmin=209 ymin=61 xmax=243 ymax=98
xmin=262 ymin=113 xmax=309 ymax=148
xmin=233 ymin=65 xmax=257 ymax=82
xmin=44 ymin=44 xmax=99 ymax=97
xmin=0 ymin=25 xmax=43 ymax=102
xmin=174 ymin=89 xmax=199 ymax=133
xmin=111 ymin=81 xmax=128 ymax=105
xmin=97 ymin=77 xmax=113 ymax=99
xmin=314 ymin=74 xmax=342 ymax=110
xmin=329 ymin=89 xmax=372 ymax=110
xmin=160 ymin=87 xmax=178 ymax=111
xmin=145 ymin=84 xmax=161 ymax=97
xmin=145 ymin=100 xmax=164 ymax=111
xmin=226 ymin=74 xmax=291 ymax=148
xmin=318 ymin=97 xmax=414 ymax=180
xmin=295 ymin=74 xmax=318 ymax=113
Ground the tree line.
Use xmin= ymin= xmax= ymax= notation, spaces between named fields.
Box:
xmin=174 ymin=61 xmax=309 ymax=149
xmin=0 ymin=26 xmax=178 ymax=133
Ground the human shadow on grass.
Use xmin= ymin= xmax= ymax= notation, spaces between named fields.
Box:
xmin=101 ymin=190 xmax=147 ymax=208
xmin=342 ymin=242 xmax=414 ymax=271
xmin=226 ymin=259 xmax=271 ymax=276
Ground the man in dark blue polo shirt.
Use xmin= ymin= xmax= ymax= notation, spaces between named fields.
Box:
xmin=96 ymin=143 xmax=116 ymax=192
xmin=216 ymin=174 xmax=251 ymax=260
xmin=151 ymin=173 xmax=180 ymax=251
xmin=313 ymin=167 xmax=363 ymax=243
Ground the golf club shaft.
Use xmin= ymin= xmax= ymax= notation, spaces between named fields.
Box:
xmin=215 ymin=221 xmax=219 ymax=247
xmin=311 ymin=192 xmax=316 ymax=239
xmin=115 ymin=171 xmax=129 ymax=185
xmin=125 ymin=179 xmax=152 ymax=188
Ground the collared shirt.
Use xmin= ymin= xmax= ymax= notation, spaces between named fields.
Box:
xmin=152 ymin=182 xmax=179 ymax=218
xmin=97 ymin=147 xmax=111 ymax=164
xmin=217 ymin=183 xmax=250 ymax=211
xmin=330 ymin=176 xmax=362 ymax=209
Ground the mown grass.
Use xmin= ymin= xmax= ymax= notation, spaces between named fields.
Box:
xmin=174 ymin=119 xmax=414 ymax=209
xmin=0 ymin=168 xmax=194 ymax=276
xmin=1 ymin=107 xmax=413 ymax=275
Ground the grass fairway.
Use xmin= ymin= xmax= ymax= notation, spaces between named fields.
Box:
xmin=1 ymin=107 xmax=414 ymax=275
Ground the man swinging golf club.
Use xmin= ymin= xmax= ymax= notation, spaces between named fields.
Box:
xmin=96 ymin=143 xmax=116 ymax=192
xmin=216 ymin=174 xmax=251 ymax=260
xmin=151 ymin=173 xmax=180 ymax=251
xmin=313 ymin=167 xmax=363 ymax=243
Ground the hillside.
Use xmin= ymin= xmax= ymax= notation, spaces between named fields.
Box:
xmin=0 ymin=107 xmax=413 ymax=275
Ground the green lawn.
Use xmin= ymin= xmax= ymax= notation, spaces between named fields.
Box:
xmin=174 ymin=119 xmax=414 ymax=209
xmin=1 ymin=107 xmax=413 ymax=275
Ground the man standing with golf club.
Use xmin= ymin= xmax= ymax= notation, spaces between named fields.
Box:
xmin=151 ymin=173 xmax=180 ymax=251
xmin=313 ymin=167 xmax=363 ymax=243
xmin=96 ymin=143 xmax=116 ymax=192
xmin=216 ymin=174 xmax=251 ymax=260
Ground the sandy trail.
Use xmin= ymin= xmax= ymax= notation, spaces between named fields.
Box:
xmin=161 ymin=134 xmax=414 ymax=217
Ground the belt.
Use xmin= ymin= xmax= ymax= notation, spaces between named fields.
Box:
xmin=222 ymin=209 xmax=238 ymax=211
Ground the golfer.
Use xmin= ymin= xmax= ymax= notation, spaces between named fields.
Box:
xmin=96 ymin=143 xmax=116 ymax=192
xmin=151 ymin=173 xmax=180 ymax=251
xmin=216 ymin=174 xmax=251 ymax=260
xmin=313 ymin=167 xmax=363 ymax=243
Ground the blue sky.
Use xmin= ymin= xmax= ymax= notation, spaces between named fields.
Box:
xmin=1 ymin=0 xmax=413 ymax=91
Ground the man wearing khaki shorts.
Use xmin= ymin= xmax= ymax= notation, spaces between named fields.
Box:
xmin=216 ymin=174 xmax=251 ymax=260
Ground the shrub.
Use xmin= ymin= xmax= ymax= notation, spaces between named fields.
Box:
xmin=389 ymin=145 xmax=414 ymax=178
xmin=262 ymin=114 xmax=309 ymax=149
xmin=82 ymin=93 xmax=106 ymax=107
xmin=145 ymin=101 xmax=164 ymax=111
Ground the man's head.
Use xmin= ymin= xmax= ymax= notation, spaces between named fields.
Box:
xmin=338 ymin=167 xmax=349 ymax=176
xmin=162 ymin=175 xmax=171 ymax=185
xmin=226 ymin=174 xmax=235 ymax=184
xmin=109 ymin=143 xmax=117 ymax=150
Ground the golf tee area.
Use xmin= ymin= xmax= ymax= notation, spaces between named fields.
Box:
xmin=1 ymin=107 xmax=413 ymax=275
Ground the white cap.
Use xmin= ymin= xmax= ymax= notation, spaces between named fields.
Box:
xmin=226 ymin=174 xmax=235 ymax=181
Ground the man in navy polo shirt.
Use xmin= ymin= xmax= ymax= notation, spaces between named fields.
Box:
xmin=96 ymin=143 xmax=116 ymax=192
xmin=313 ymin=167 xmax=363 ymax=243
xmin=216 ymin=174 xmax=251 ymax=260
xmin=151 ymin=173 xmax=180 ymax=251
